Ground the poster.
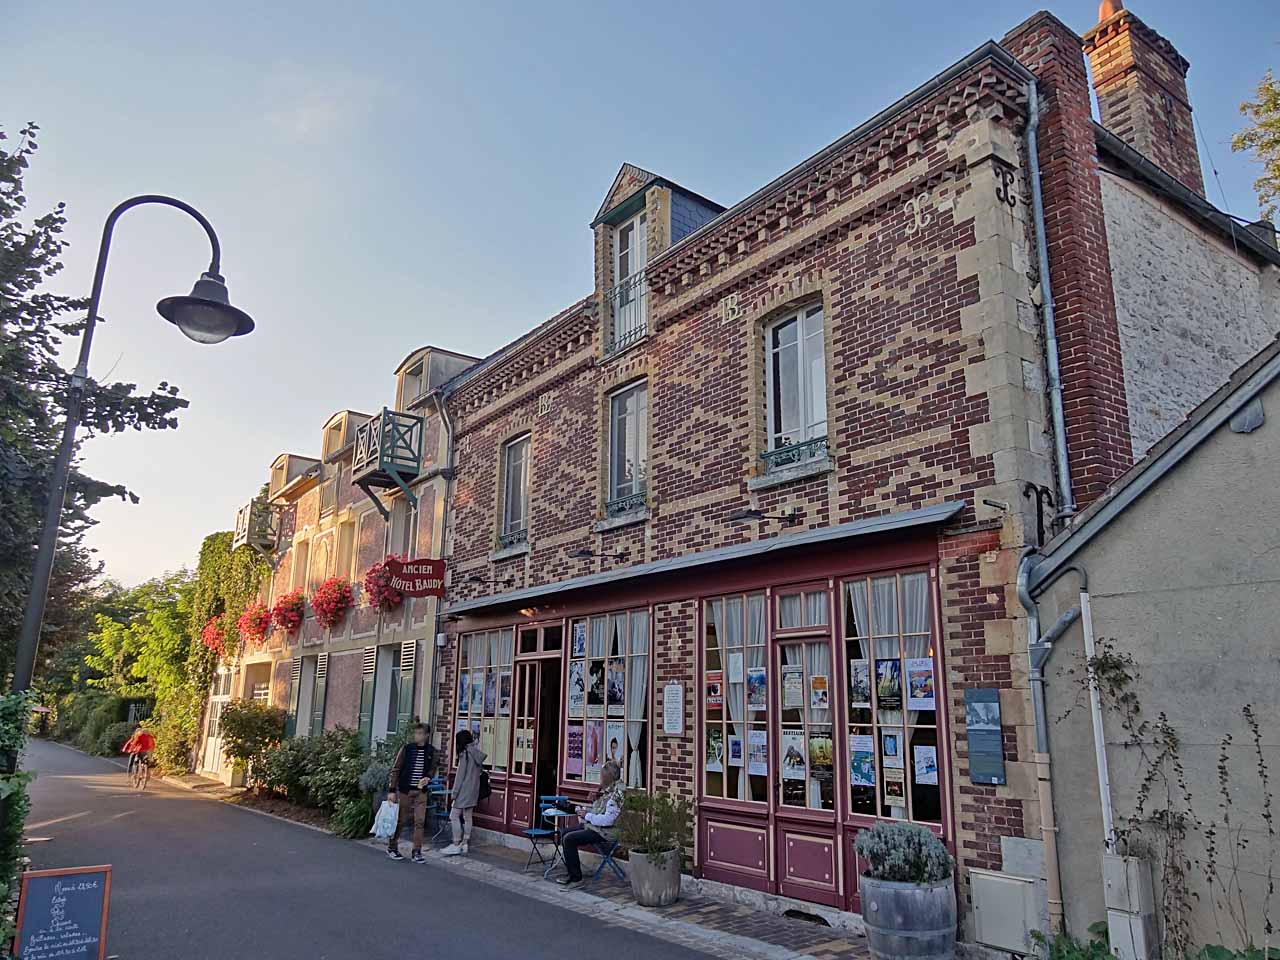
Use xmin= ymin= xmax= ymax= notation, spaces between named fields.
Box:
xmin=913 ymin=745 xmax=939 ymax=786
xmin=849 ymin=660 xmax=872 ymax=708
xmin=607 ymin=721 xmax=626 ymax=768
xmin=567 ymin=661 xmax=586 ymax=717
xmin=455 ymin=718 xmax=469 ymax=734
xmin=498 ymin=670 xmax=512 ymax=716
xmin=662 ymin=683 xmax=684 ymax=735
xmin=705 ymin=670 xmax=723 ymax=709
xmin=706 ymin=727 xmax=725 ymax=773
xmin=566 ymin=724 xmax=584 ymax=776
xmin=782 ymin=665 xmax=805 ymax=709
xmin=586 ymin=720 xmax=604 ymax=778
xmin=808 ymin=733 xmax=833 ymax=770
xmin=514 ymin=728 xmax=528 ymax=766
xmin=728 ymin=652 xmax=745 ymax=684
xmin=810 ymin=675 xmax=829 ymax=710
xmin=587 ymin=661 xmax=605 ymax=717
xmin=849 ymin=734 xmax=876 ymax=787
xmin=572 ymin=621 xmax=587 ymax=657
xmin=875 ymin=659 xmax=903 ymax=710
xmin=458 ymin=671 xmax=469 ymax=713
xmin=480 ymin=718 xmax=495 ymax=757
xmin=965 ymin=688 xmax=1006 ymax=786
xmin=747 ymin=667 xmax=767 ymax=711
xmin=470 ymin=672 xmax=485 ymax=715
xmin=883 ymin=765 xmax=907 ymax=805
xmin=906 ymin=658 xmax=936 ymax=712
xmin=728 ymin=735 xmax=744 ymax=767
xmin=780 ymin=728 xmax=806 ymax=780
xmin=748 ymin=729 xmax=768 ymax=776
xmin=470 ymin=719 xmax=481 ymax=740
xmin=495 ymin=718 xmax=510 ymax=768
xmin=607 ymin=660 xmax=626 ymax=716
xmin=483 ymin=670 xmax=497 ymax=716
xmin=881 ymin=729 xmax=905 ymax=768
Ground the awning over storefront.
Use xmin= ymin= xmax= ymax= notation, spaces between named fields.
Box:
xmin=448 ymin=500 xmax=964 ymax=616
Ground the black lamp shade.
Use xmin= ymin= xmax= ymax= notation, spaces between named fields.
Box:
xmin=157 ymin=271 xmax=254 ymax=344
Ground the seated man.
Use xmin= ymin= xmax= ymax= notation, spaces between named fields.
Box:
xmin=557 ymin=759 xmax=625 ymax=887
xmin=122 ymin=726 xmax=155 ymax=775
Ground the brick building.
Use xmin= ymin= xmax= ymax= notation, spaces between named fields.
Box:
xmin=205 ymin=1 xmax=1279 ymax=939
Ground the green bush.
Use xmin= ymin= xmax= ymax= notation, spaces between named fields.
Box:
xmin=219 ymin=700 xmax=286 ymax=786
xmin=853 ymin=822 xmax=953 ymax=884
xmin=331 ymin=795 xmax=375 ymax=839
xmin=300 ymin=727 xmax=367 ymax=813
xmin=150 ymin=685 xmax=202 ymax=776
xmin=50 ymin=690 xmax=107 ymax=743
xmin=619 ymin=789 xmax=693 ymax=869
xmin=96 ymin=721 xmax=135 ymax=757
xmin=0 ymin=693 xmax=35 ymax=943
xmin=1030 ymin=924 xmax=1111 ymax=960
xmin=71 ymin=694 xmax=126 ymax=755
xmin=261 ymin=736 xmax=316 ymax=805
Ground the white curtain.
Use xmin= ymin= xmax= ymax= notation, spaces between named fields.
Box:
xmin=723 ymin=598 xmax=746 ymax=800
xmin=902 ymin=573 xmax=931 ymax=819
xmin=626 ymin=653 xmax=647 ymax=788
xmin=590 ymin=616 xmax=607 ymax=658
xmin=806 ymin=591 xmax=828 ymax=626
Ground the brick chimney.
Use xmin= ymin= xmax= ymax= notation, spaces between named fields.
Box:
xmin=1083 ymin=2 xmax=1205 ymax=195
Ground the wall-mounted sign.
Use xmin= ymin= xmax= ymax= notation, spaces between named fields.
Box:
xmin=15 ymin=864 xmax=112 ymax=960
xmin=383 ymin=557 xmax=446 ymax=598
xmin=965 ymin=687 xmax=1006 ymax=786
xmin=662 ymin=682 xmax=684 ymax=736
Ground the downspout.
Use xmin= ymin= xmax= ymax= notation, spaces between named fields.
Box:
xmin=1080 ymin=587 xmax=1117 ymax=851
xmin=427 ymin=384 xmax=458 ymax=737
xmin=1026 ymin=80 xmax=1077 ymax=521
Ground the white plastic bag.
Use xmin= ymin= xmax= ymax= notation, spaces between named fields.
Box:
xmin=372 ymin=799 xmax=399 ymax=840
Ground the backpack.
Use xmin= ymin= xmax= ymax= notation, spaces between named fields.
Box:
xmin=478 ymin=769 xmax=492 ymax=801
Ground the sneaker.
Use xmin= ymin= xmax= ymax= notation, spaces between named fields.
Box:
xmin=441 ymin=844 xmax=463 ymax=857
xmin=387 ymin=848 xmax=405 ymax=861
xmin=411 ymin=851 xmax=426 ymax=864
xmin=459 ymin=841 xmax=469 ymax=854
xmin=556 ymin=876 xmax=582 ymax=887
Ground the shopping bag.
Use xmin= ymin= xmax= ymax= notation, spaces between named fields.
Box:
xmin=371 ymin=799 xmax=399 ymax=839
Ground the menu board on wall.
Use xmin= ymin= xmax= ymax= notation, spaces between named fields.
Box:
xmin=965 ymin=687 xmax=1006 ymax=786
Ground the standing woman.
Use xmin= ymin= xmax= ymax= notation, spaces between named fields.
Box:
xmin=443 ymin=729 xmax=486 ymax=856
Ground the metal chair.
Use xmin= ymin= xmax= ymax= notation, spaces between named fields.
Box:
xmin=523 ymin=795 xmax=567 ymax=872
xmin=425 ymin=776 xmax=450 ymax=845
xmin=589 ymin=839 xmax=626 ymax=882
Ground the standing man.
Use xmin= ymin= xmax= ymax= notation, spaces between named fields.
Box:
xmin=386 ymin=723 xmax=437 ymax=863
xmin=557 ymin=759 xmax=625 ymax=887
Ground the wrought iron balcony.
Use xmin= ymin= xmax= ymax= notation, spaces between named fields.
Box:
xmin=604 ymin=270 xmax=647 ymax=354
xmin=497 ymin=528 xmax=528 ymax=550
xmin=352 ymin=408 xmax=424 ymax=520
xmin=761 ymin=436 xmax=829 ymax=473
xmin=606 ymin=492 xmax=647 ymax=517
xmin=233 ymin=497 xmax=281 ymax=560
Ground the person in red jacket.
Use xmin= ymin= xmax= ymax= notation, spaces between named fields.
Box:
xmin=122 ymin=727 xmax=155 ymax=776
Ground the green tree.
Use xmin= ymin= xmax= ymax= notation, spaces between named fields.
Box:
xmin=84 ymin=572 xmax=194 ymax=702
xmin=1234 ymin=69 xmax=1280 ymax=220
xmin=0 ymin=122 xmax=187 ymax=678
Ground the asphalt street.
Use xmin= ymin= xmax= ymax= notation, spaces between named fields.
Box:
xmin=22 ymin=739 xmax=710 ymax=959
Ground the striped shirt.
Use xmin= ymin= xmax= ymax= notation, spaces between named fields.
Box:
xmin=411 ymin=750 xmax=426 ymax=784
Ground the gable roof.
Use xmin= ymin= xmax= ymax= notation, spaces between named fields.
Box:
xmin=1029 ymin=334 xmax=1280 ymax=592
xmin=593 ymin=163 xmax=661 ymax=224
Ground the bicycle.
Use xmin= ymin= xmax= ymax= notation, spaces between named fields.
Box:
xmin=129 ymin=753 xmax=152 ymax=791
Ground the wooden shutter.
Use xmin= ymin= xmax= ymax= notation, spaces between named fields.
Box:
xmin=357 ymin=647 xmax=377 ymax=744
xmin=285 ymin=657 xmax=302 ymax=737
xmin=310 ymin=653 xmax=329 ymax=737
xmin=396 ymin=640 xmax=416 ymax=730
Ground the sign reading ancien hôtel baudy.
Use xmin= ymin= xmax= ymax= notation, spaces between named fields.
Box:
xmin=383 ymin=558 xmax=446 ymax=598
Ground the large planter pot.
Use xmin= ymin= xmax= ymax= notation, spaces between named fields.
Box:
xmin=629 ymin=849 xmax=681 ymax=907
xmin=861 ymin=875 xmax=956 ymax=960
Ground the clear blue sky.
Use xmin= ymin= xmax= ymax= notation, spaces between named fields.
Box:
xmin=8 ymin=0 xmax=1277 ymax=585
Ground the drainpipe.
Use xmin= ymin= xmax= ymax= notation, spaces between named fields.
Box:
xmin=1017 ymin=550 xmax=1088 ymax=933
xmin=426 ymin=384 xmax=458 ymax=740
xmin=1026 ymin=80 xmax=1076 ymax=521
xmin=1080 ymin=587 xmax=1117 ymax=851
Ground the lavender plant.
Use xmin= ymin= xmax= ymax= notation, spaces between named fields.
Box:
xmin=855 ymin=821 xmax=954 ymax=883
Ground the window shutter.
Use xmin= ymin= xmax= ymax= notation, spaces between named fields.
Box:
xmin=285 ymin=657 xmax=302 ymax=737
xmin=396 ymin=640 xmax=416 ymax=730
xmin=310 ymin=653 xmax=329 ymax=737
xmin=358 ymin=647 xmax=377 ymax=744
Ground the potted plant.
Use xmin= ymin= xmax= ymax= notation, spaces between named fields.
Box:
xmin=618 ymin=790 xmax=693 ymax=907
xmin=363 ymin=556 xmax=404 ymax=612
xmin=237 ymin=601 xmax=272 ymax=649
xmin=310 ymin=577 xmax=354 ymax=631
xmin=854 ymin=822 xmax=956 ymax=960
xmin=272 ymin=589 xmax=306 ymax=633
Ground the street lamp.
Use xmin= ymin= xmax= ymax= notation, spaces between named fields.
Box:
xmin=12 ymin=195 xmax=254 ymax=693
xmin=726 ymin=507 xmax=803 ymax=527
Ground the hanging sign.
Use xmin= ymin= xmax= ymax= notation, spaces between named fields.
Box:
xmin=382 ymin=557 xmax=446 ymax=598
xmin=15 ymin=865 xmax=112 ymax=960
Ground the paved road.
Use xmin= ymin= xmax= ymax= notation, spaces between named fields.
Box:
xmin=23 ymin=740 xmax=709 ymax=960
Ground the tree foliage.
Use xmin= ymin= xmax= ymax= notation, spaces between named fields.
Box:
xmin=1234 ymin=69 xmax=1280 ymax=221
xmin=84 ymin=572 xmax=193 ymax=703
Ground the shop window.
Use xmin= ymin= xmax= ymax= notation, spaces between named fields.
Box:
xmin=763 ymin=305 xmax=828 ymax=472
xmin=843 ymin=571 xmax=940 ymax=824
xmin=703 ymin=594 xmax=769 ymax=803
xmin=777 ymin=588 xmax=829 ymax=630
xmin=565 ymin=609 xmax=649 ymax=787
xmin=456 ymin=629 xmax=514 ymax=772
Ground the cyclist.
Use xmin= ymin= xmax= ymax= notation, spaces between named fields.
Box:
xmin=122 ymin=726 xmax=155 ymax=778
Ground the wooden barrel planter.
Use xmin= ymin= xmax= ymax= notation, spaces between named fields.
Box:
xmin=860 ymin=875 xmax=957 ymax=960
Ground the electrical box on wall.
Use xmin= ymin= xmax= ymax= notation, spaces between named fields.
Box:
xmin=970 ymin=868 xmax=1042 ymax=953
xmin=1103 ymin=854 xmax=1158 ymax=960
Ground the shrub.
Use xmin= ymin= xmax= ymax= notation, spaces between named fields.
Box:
xmin=96 ymin=721 xmax=135 ymax=757
xmin=261 ymin=737 xmax=316 ymax=805
xmin=619 ymin=790 xmax=693 ymax=869
xmin=331 ymin=795 xmax=375 ymax=839
xmin=149 ymin=686 xmax=202 ymax=775
xmin=220 ymin=700 xmax=286 ymax=786
xmin=300 ymin=727 xmax=367 ymax=813
xmin=1030 ymin=924 xmax=1111 ymax=960
xmin=854 ymin=822 xmax=953 ymax=884
xmin=0 ymin=693 xmax=35 ymax=942
xmin=51 ymin=690 xmax=107 ymax=742
xmin=359 ymin=759 xmax=390 ymax=797
xmin=72 ymin=695 xmax=126 ymax=755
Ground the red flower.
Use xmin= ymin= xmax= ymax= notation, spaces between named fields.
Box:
xmin=310 ymin=577 xmax=354 ymax=631
xmin=272 ymin=589 xmax=306 ymax=632
xmin=201 ymin=615 xmax=226 ymax=657
xmin=237 ymin=601 xmax=272 ymax=648
xmin=363 ymin=556 xmax=404 ymax=613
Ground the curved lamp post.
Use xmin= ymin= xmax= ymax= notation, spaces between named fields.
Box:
xmin=13 ymin=195 xmax=254 ymax=692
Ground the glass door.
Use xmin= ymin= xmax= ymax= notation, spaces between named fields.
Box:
xmin=775 ymin=639 xmax=836 ymax=812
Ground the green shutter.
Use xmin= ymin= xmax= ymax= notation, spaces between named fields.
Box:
xmin=310 ymin=653 xmax=329 ymax=737
xmin=395 ymin=640 xmax=416 ymax=732
xmin=357 ymin=647 xmax=376 ymax=745
xmin=285 ymin=658 xmax=302 ymax=738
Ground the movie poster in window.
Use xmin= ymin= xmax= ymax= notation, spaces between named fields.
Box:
xmin=706 ymin=727 xmax=724 ymax=773
xmin=808 ymin=733 xmax=833 ymax=771
xmin=728 ymin=734 xmax=744 ymax=767
xmin=572 ymin=621 xmax=587 ymax=658
xmin=905 ymin=658 xmax=936 ymax=712
xmin=705 ymin=670 xmax=723 ymax=709
xmin=849 ymin=660 xmax=872 ymax=709
xmin=748 ymin=729 xmax=768 ymax=776
xmin=567 ymin=661 xmax=585 ymax=718
xmin=881 ymin=729 xmax=905 ymax=768
xmin=883 ymin=765 xmax=907 ymax=805
xmin=480 ymin=718 xmax=495 ymax=758
xmin=728 ymin=652 xmax=744 ymax=684
xmin=587 ymin=661 xmax=605 ymax=717
xmin=913 ymin=745 xmax=938 ymax=785
xmin=483 ymin=670 xmax=497 ymax=716
xmin=607 ymin=660 xmax=626 ymax=717
xmin=875 ymin=659 xmax=902 ymax=710
xmin=746 ymin=667 xmax=767 ymax=711
xmin=849 ymin=734 xmax=876 ymax=787
xmin=470 ymin=672 xmax=485 ymax=715
xmin=586 ymin=720 xmax=604 ymax=779
xmin=566 ymin=723 xmax=584 ymax=776
xmin=470 ymin=719 xmax=481 ymax=740
xmin=810 ymin=675 xmax=829 ymax=710
xmin=499 ymin=670 xmax=512 ymax=716
xmin=782 ymin=665 xmax=805 ymax=709
xmin=458 ymin=671 xmax=470 ymax=713
xmin=606 ymin=720 xmax=626 ymax=768
xmin=495 ymin=716 xmax=510 ymax=765
xmin=780 ymin=728 xmax=806 ymax=780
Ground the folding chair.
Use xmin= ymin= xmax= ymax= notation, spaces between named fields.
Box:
xmin=589 ymin=839 xmax=626 ymax=882
xmin=425 ymin=777 xmax=450 ymax=845
xmin=523 ymin=796 xmax=567 ymax=872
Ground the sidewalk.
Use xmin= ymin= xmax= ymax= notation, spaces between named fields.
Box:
xmin=374 ymin=837 xmax=870 ymax=960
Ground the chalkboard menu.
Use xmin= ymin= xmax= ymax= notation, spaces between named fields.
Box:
xmin=964 ymin=688 xmax=1006 ymax=786
xmin=15 ymin=865 xmax=111 ymax=960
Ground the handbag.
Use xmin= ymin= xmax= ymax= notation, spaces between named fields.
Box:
xmin=371 ymin=798 xmax=399 ymax=839
xmin=478 ymin=769 xmax=492 ymax=801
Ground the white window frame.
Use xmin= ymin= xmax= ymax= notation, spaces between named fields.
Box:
xmin=764 ymin=305 xmax=827 ymax=452
xmin=608 ymin=381 xmax=648 ymax=509
xmin=501 ymin=435 xmax=530 ymax=540
xmin=614 ymin=211 xmax=647 ymax=287
xmin=611 ymin=212 xmax=648 ymax=348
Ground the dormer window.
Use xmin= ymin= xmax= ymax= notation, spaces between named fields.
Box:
xmin=401 ymin=360 xmax=424 ymax=408
xmin=606 ymin=212 xmax=647 ymax=354
xmin=323 ymin=419 xmax=344 ymax=460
